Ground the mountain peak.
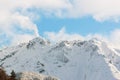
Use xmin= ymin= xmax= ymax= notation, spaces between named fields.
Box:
xmin=26 ymin=37 xmax=50 ymax=49
xmin=30 ymin=37 xmax=50 ymax=45
xmin=0 ymin=37 xmax=120 ymax=80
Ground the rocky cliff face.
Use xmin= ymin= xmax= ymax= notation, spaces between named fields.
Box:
xmin=16 ymin=72 xmax=59 ymax=80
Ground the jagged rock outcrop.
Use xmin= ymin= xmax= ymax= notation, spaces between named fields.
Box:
xmin=16 ymin=72 xmax=59 ymax=80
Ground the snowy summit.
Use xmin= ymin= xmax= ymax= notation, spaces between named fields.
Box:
xmin=0 ymin=37 xmax=120 ymax=80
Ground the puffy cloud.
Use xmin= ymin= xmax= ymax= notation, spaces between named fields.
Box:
xmin=109 ymin=29 xmax=120 ymax=48
xmin=45 ymin=27 xmax=120 ymax=49
xmin=61 ymin=0 xmax=120 ymax=22
xmin=44 ymin=27 xmax=107 ymax=42
xmin=44 ymin=27 xmax=84 ymax=42
xmin=0 ymin=11 xmax=39 ymax=46
xmin=1 ymin=0 xmax=119 ymax=22
xmin=0 ymin=0 xmax=72 ymax=47
xmin=11 ymin=0 xmax=120 ymax=22
xmin=1 ymin=0 xmax=120 ymax=47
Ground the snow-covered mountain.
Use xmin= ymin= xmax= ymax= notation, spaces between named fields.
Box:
xmin=0 ymin=37 xmax=120 ymax=80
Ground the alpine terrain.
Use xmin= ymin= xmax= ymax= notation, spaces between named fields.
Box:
xmin=0 ymin=37 xmax=120 ymax=80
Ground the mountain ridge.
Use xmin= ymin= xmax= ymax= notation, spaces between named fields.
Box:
xmin=0 ymin=37 xmax=120 ymax=80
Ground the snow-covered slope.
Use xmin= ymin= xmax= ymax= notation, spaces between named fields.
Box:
xmin=0 ymin=37 xmax=120 ymax=80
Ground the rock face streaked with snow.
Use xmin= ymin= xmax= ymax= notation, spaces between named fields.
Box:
xmin=0 ymin=37 xmax=120 ymax=80
xmin=16 ymin=72 xmax=59 ymax=80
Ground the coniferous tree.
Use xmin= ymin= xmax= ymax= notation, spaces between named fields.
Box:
xmin=10 ymin=70 xmax=16 ymax=80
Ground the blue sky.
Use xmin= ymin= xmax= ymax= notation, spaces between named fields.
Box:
xmin=0 ymin=0 xmax=120 ymax=48
xmin=36 ymin=16 xmax=120 ymax=36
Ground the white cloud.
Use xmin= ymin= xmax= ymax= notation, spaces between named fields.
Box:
xmin=109 ymin=29 xmax=120 ymax=48
xmin=0 ymin=11 xmax=39 ymax=46
xmin=7 ymin=0 xmax=119 ymax=22
xmin=61 ymin=0 xmax=120 ymax=22
xmin=1 ymin=0 xmax=120 ymax=47
xmin=44 ymin=27 xmax=84 ymax=42
xmin=45 ymin=27 xmax=120 ymax=49
xmin=0 ymin=0 xmax=72 ymax=47
xmin=44 ymin=27 xmax=108 ymax=42
xmin=1 ymin=0 xmax=119 ymax=22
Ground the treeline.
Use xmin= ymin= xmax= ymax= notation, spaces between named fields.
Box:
xmin=0 ymin=68 xmax=16 ymax=80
